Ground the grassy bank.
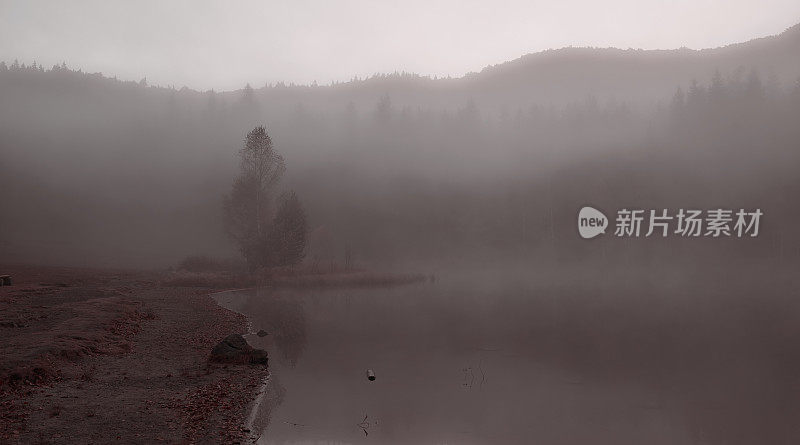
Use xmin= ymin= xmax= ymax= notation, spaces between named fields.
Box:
xmin=0 ymin=264 xmax=267 ymax=444
xmin=161 ymin=263 xmax=432 ymax=289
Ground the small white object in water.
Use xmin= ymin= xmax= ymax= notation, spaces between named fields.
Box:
xmin=366 ymin=369 xmax=375 ymax=381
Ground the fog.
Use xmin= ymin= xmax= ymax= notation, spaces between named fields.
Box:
xmin=3 ymin=7 xmax=800 ymax=444
xmin=4 ymin=1 xmax=800 ymax=90
xmin=1 ymin=22 xmax=799 ymax=270
xmin=215 ymin=263 xmax=800 ymax=444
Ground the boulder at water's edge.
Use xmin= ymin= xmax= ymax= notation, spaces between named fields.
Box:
xmin=209 ymin=334 xmax=268 ymax=365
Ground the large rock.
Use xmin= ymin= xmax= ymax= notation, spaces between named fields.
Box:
xmin=209 ymin=334 xmax=268 ymax=365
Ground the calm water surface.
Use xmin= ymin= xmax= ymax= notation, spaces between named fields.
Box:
xmin=214 ymin=271 xmax=800 ymax=444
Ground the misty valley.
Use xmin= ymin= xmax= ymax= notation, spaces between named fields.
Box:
xmin=2 ymin=11 xmax=800 ymax=445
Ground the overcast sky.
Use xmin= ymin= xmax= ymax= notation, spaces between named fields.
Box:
xmin=1 ymin=0 xmax=799 ymax=91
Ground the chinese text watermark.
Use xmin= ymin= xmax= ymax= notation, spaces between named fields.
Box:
xmin=579 ymin=207 xmax=762 ymax=239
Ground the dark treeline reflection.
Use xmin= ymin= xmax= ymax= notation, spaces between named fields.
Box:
xmin=1 ymin=24 xmax=799 ymax=268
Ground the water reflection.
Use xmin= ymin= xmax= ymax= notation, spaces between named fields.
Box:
xmin=215 ymin=271 xmax=800 ymax=445
xmin=249 ymin=289 xmax=308 ymax=367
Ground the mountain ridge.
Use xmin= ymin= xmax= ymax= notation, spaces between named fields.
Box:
xmin=3 ymin=21 xmax=798 ymax=96
xmin=1 ymin=21 xmax=798 ymax=115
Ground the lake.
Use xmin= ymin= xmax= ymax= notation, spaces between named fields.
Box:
xmin=214 ymin=266 xmax=800 ymax=444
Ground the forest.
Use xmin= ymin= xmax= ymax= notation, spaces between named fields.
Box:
xmin=0 ymin=23 xmax=799 ymax=271
xmin=3 ymin=8 xmax=800 ymax=444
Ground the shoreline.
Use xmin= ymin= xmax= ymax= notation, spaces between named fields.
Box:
xmin=210 ymin=288 xmax=272 ymax=444
xmin=0 ymin=264 xmax=269 ymax=444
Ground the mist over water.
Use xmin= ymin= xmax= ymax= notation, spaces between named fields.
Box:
xmin=214 ymin=261 xmax=800 ymax=444
xmin=3 ymin=12 xmax=800 ymax=444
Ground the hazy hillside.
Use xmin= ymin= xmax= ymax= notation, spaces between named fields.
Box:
xmin=1 ymin=23 xmax=799 ymax=268
xmin=463 ymin=22 xmax=800 ymax=109
xmin=245 ymin=22 xmax=800 ymax=115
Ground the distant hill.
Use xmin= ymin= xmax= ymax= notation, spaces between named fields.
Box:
xmin=2 ymin=22 xmax=798 ymax=115
xmin=459 ymin=22 xmax=800 ymax=107
xmin=244 ymin=22 xmax=800 ymax=113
